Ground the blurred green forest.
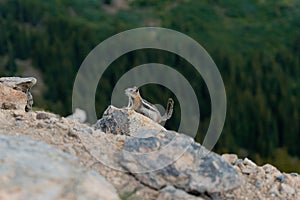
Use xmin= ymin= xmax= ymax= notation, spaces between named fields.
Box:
xmin=0 ymin=0 xmax=299 ymax=172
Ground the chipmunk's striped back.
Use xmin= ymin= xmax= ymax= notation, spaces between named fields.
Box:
xmin=125 ymin=86 xmax=174 ymax=123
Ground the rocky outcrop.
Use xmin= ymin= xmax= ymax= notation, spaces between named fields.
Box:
xmin=95 ymin=106 xmax=243 ymax=196
xmin=0 ymin=78 xmax=299 ymax=200
xmin=0 ymin=77 xmax=36 ymax=111
xmin=0 ymin=107 xmax=300 ymax=200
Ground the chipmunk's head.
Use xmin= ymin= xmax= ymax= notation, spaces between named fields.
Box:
xmin=125 ymin=86 xmax=140 ymax=98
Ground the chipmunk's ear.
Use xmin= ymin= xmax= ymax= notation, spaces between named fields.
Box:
xmin=132 ymin=86 xmax=139 ymax=93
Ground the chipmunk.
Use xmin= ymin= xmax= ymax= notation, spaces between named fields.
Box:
xmin=125 ymin=86 xmax=174 ymax=123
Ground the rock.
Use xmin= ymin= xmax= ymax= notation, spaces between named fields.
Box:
xmin=12 ymin=110 xmax=25 ymax=118
xmin=0 ymin=83 xmax=27 ymax=110
xmin=36 ymin=112 xmax=50 ymax=120
xmin=0 ymin=134 xmax=120 ymax=200
xmin=222 ymin=153 xmax=238 ymax=164
xmin=243 ymin=157 xmax=257 ymax=167
xmin=263 ymin=164 xmax=278 ymax=173
xmin=236 ymin=160 xmax=256 ymax=175
xmin=157 ymin=185 xmax=205 ymax=200
xmin=0 ymin=77 xmax=36 ymax=92
xmin=1 ymin=102 xmax=18 ymax=110
xmin=94 ymin=105 xmax=165 ymax=135
xmin=276 ymin=174 xmax=287 ymax=182
xmin=240 ymin=166 xmax=256 ymax=175
xmin=97 ymin=106 xmax=243 ymax=195
xmin=15 ymin=121 xmax=24 ymax=127
xmin=66 ymin=108 xmax=87 ymax=123
xmin=121 ymin=135 xmax=243 ymax=194
xmin=290 ymin=173 xmax=299 ymax=177
xmin=0 ymin=77 xmax=36 ymax=111
xmin=86 ymin=106 xmax=245 ymax=196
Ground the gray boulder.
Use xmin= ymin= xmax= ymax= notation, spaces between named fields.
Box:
xmin=121 ymin=131 xmax=243 ymax=194
xmin=94 ymin=105 xmax=165 ymax=135
xmin=0 ymin=134 xmax=120 ymax=200
xmin=95 ymin=106 xmax=243 ymax=196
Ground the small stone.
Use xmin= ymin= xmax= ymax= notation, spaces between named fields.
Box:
xmin=243 ymin=158 xmax=257 ymax=167
xmin=290 ymin=173 xmax=299 ymax=177
xmin=262 ymin=164 xmax=279 ymax=174
xmin=68 ymin=130 xmax=78 ymax=138
xmin=12 ymin=110 xmax=24 ymax=118
xmin=276 ymin=174 xmax=286 ymax=182
xmin=1 ymin=102 xmax=17 ymax=110
xmin=254 ymin=180 xmax=262 ymax=188
xmin=222 ymin=154 xmax=238 ymax=164
xmin=36 ymin=112 xmax=50 ymax=120
xmin=240 ymin=166 xmax=256 ymax=175
xmin=15 ymin=121 xmax=24 ymax=127
xmin=15 ymin=116 xmax=23 ymax=120
xmin=235 ymin=159 xmax=243 ymax=164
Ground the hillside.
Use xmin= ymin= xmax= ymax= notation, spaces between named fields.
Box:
xmin=0 ymin=0 xmax=299 ymax=172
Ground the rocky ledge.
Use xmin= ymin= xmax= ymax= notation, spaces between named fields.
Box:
xmin=0 ymin=77 xmax=299 ymax=200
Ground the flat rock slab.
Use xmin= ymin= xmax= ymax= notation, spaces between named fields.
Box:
xmin=121 ymin=131 xmax=243 ymax=194
xmin=0 ymin=77 xmax=36 ymax=92
xmin=0 ymin=134 xmax=120 ymax=200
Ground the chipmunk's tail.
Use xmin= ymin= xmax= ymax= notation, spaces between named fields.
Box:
xmin=162 ymin=98 xmax=174 ymax=121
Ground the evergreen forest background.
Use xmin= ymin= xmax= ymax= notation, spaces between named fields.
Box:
xmin=0 ymin=0 xmax=300 ymax=172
